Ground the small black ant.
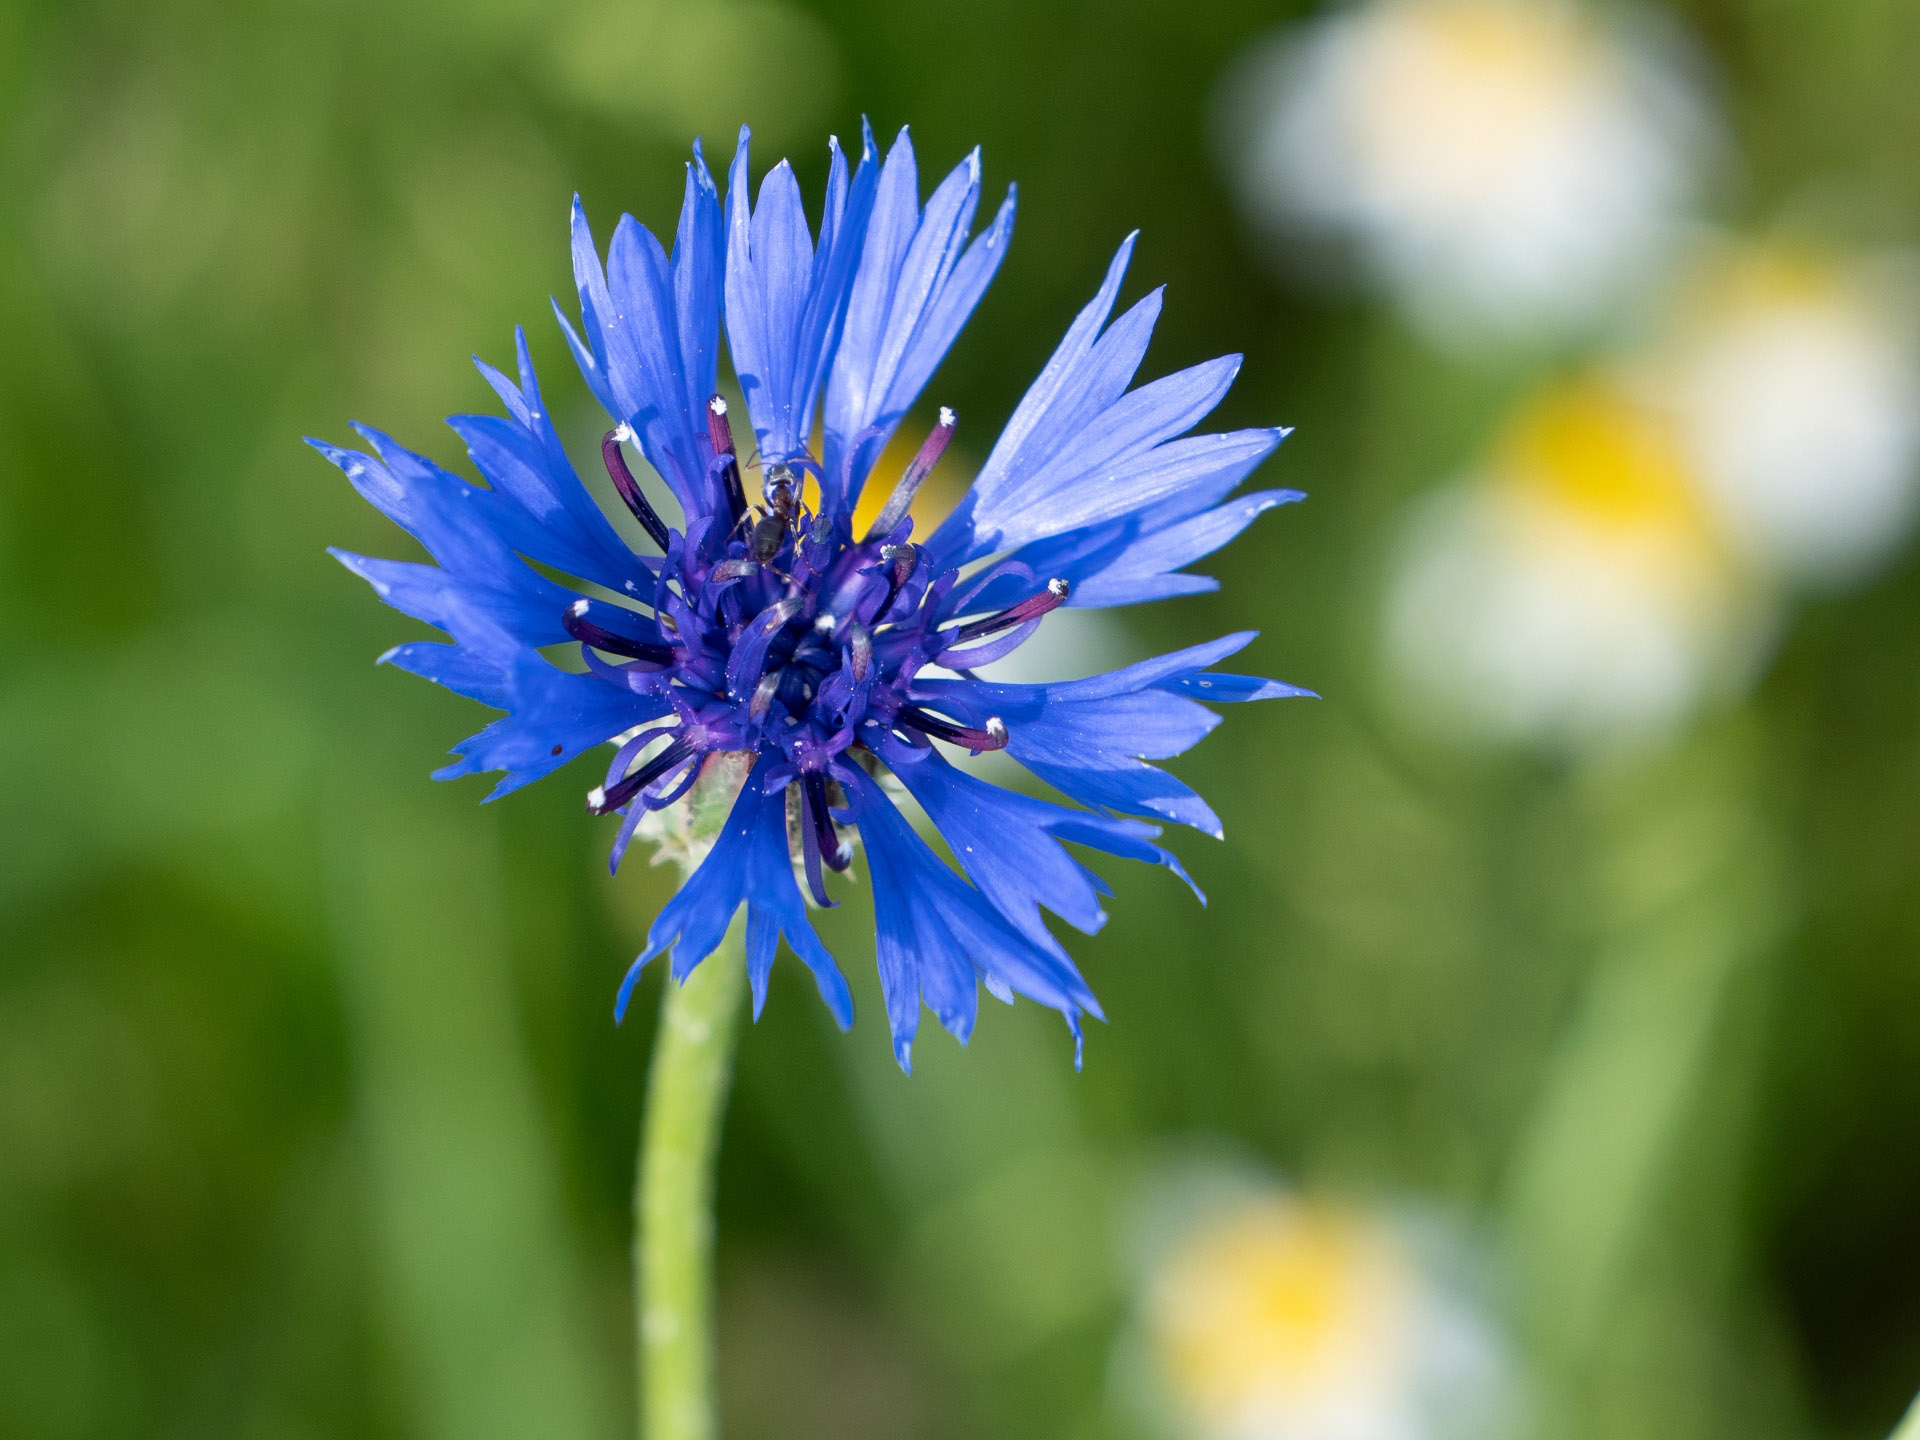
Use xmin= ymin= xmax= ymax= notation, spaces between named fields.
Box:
xmin=749 ymin=461 xmax=806 ymax=566
xmin=707 ymin=396 xmax=815 ymax=577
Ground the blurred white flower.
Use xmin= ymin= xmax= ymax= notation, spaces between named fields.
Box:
xmin=1216 ymin=0 xmax=1712 ymax=345
xmin=1644 ymin=243 xmax=1920 ymax=585
xmin=1115 ymin=1163 xmax=1516 ymax=1440
xmin=1381 ymin=379 xmax=1768 ymax=746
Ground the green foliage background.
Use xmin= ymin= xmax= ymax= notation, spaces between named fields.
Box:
xmin=2 ymin=0 xmax=1919 ymax=1437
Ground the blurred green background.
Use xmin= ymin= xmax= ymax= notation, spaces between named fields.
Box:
xmin=4 ymin=1 xmax=1920 ymax=1438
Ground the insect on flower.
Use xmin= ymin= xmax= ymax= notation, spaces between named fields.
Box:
xmin=316 ymin=124 xmax=1309 ymax=1070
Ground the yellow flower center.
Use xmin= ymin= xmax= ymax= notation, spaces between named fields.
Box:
xmin=1147 ymin=1200 xmax=1410 ymax=1422
xmin=1493 ymin=378 xmax=1711 ymax=543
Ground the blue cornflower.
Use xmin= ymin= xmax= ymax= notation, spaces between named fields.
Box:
xmin=316 ymin=126 xmax=1307 ymax=1070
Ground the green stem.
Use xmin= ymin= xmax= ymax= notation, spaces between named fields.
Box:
xmin=636 ymin=924 xmax=746 ymax=1440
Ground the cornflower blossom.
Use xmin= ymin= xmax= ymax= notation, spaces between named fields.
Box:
xmin=317 ymin=126 xmax=1304 ymax=1069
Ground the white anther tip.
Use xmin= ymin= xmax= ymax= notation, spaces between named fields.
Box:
xmin=938 ymin=406 xmax=956 ymax=428
xmin=586 ymin=786 xmax=607 ymax=808
xmin=709 ymin=395 xmax=728 ymax=415
xmin=612 ymin=422 xmax=636 ymax=444
xmin=985 ymin=717 xmax=1009 ymax=744
xmin=1047 ymin=577 xmax=1070 ymax=598
xmin=569 ymin=598 xmax=590 ymax=615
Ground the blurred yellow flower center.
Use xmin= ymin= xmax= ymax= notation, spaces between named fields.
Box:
xmin=1147 ymin=1200 xmax=1409 ymax=1420
xmin=1494 ymin=379 xmax=1710 ymax=542
xmin=1692 ymin=243 xmax=1847 ymax=318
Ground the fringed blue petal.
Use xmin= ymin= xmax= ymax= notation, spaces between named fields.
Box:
xmin=878 ymin=734 xmax=1199 ymax=946
xmin=844 ymin=765 xmax=1100 ymax=1073
xmin=557 ymin=160 xmax=724 ymax=523
xmin=823 ymin=129 xmax=1015 ymax=515
xmin=615 ymin=758 xmax=851 ymax=1027
xmin=314 ymin=430 xmax=581 ymax=646
xmin=910 ymin=633 xmax=1308 ymax=838
xmin=451 ymin=329 xmax=648 ymax=594
xmin=947 ymin=482 xmax=1303 ymax=618
xmin=381 ymin=602 xmax=666 ymax=800
xmin=724 ymin=127 xmax=881 ymax=472
xmin=923 ymin=234 xmax=1293 ymax=578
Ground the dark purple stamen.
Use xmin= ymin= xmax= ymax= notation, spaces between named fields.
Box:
xmin=707 ymin=396 xmax=749 ymax=523
xmin=563 ymin=599 xmax=675 ymax=665
xmin=795 ymin=777 xmax=836 ymax=907
xmin=587 ymin=735 xmax=694 ymax=815
xmin=953 ymin=577 xmax=1070 ymax=642
xmin=602 ymin=429 xmax=672 ymax=551
xmin=896 ymin=705 xmax=1010 ymax=753
xmin=804 ymin=773 xmax=851 ymax=873
xmin=873 ymin=543 xmax=919 ymax=625
xmin=864 ymin=407 xmax=956 ymax=541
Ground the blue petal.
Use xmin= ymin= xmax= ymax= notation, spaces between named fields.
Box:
xmin=885 ymin=186 xmax=1014 ymax=441
xmin=879 ymin=735 xmax=1198 ymax=944
xmin=451 ymin=329 xmax=648 ymax=594
xmin=727 ymin=146 xmax=812 ymax=457
xmin=823 ymin=130 xmax=1015 ymax=514
xmin=382 ymin=603 xmax=667 ymax=800
xmin=1050 ymin=815 xmax=1205 ymax=904
xmin=673 ymin=143 xmax=726 ymax=447
xmin=843 ymin=765 xmax=1101 ymax=1072
xmin=377 ymin=638 xmax=516 ymax=708
xmin=910 ymin=634 xmax=1301 ymax=837
xmin=1156 ymin=671 xmax=1318 ymax=703
xmin=969 ymin=424 xmax=1281 ymax=557
xmin=946 ymin=482 xmax=1303 ymax=617
xmin=1004 ymin=695 xmax=1224 ymax=835
xmin=559 ymin=197 xmax=621 ymax=420
xmin=607 ymin=214 xmax=710 ymax=510
xmin=318 ymin=428 xmax=580 ymax=645
xmin=724 ymin=128 xmax=881 ymax=471
xmin=616 ymin=758 xmax=851 ymax=1026
xmin=924 ymin=631 xmax=1259 ymax=707
xmin=925 ymin=232 xmax=1294 ymax=572
xmin=329 ymin=551 xmax=562 ymax=643
xmin=925 ymin=242 xmax=1155 ymax=562
xmin=558 ymin=173 xmax=723 ymax=522
xmin=1061 ymin=487 xmax=1304 ymax=609
xmin=880 ymin=737 xmax=1107 ymax=941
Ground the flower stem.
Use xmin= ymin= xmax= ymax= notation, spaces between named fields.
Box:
xmin=636 ymin=924 xmax=745 ymax=1440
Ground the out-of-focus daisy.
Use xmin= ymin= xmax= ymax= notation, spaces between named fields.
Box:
xmin=1381 ymin=378 xmax=1767 ymax=746
xmin=1642 ymin=241 xmax=1920 ymax=586
xmin=1115 ymin=1165 xmax=1515 ymax=1440
xmin=1215 ymin=0 xmax=1711 ymax=345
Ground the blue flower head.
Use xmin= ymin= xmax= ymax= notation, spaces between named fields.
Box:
xmin=316 ymin=126 xmax=1308 ymax=1071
